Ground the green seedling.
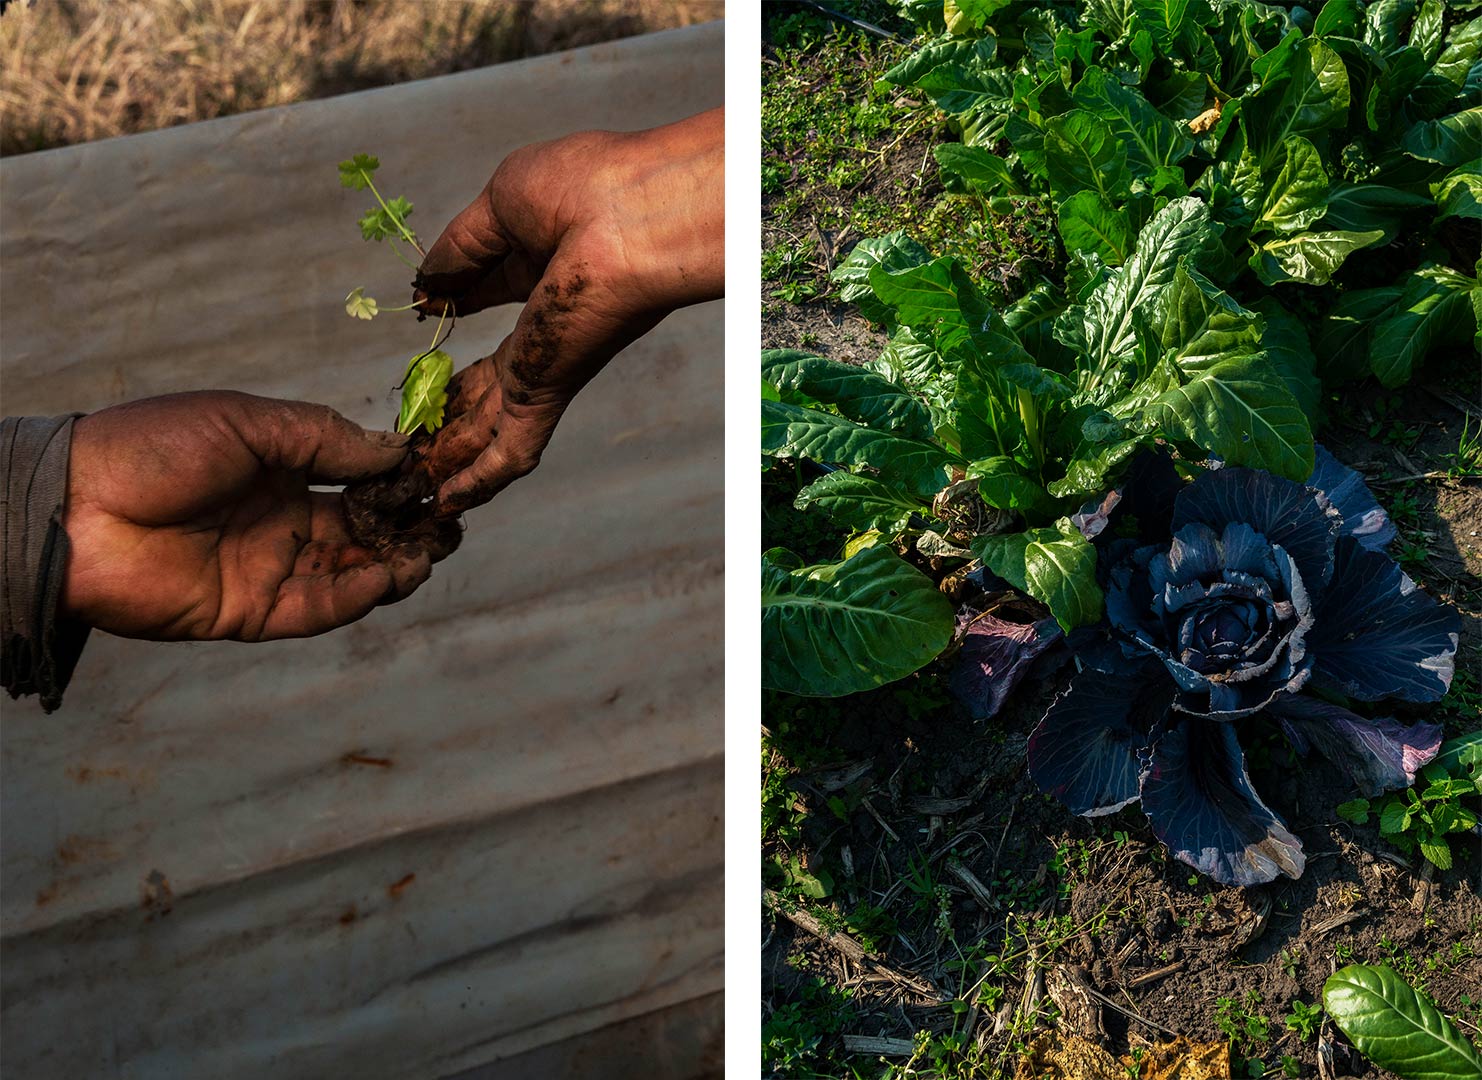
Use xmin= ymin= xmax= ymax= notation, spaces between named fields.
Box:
xmin=337 ymin=153 xmax=455 ymax=435
xmin=1284 ymin=999 xmax=1322 ymax=1042
xmin=1337 ymin=734 xmax=1482 ymax=871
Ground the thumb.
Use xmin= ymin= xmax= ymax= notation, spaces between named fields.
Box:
xmin=231 ymin=397 xmax=409 ymax=483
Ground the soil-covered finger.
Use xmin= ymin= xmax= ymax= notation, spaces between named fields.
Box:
xmin=377 ymin=542 xmax=433 ymax=604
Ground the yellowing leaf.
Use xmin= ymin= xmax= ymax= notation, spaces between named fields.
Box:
xmin=344 ymin=287 xmax=378 ymax=320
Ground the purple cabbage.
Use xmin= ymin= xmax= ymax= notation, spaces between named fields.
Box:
xmin=1027 ymin=448 xmax=1457 ymax=887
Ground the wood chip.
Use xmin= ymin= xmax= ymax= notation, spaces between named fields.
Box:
xmin=945 ymin=855 xmax=1000 ymax=913
xmin=1309 ymin=910 xmax=1363 ymax=937
xmin=1126 ymin=960 xmax=1184 ymax=988
xmin=763 ymin=888 xmax=869 ymax=963
xmin=841 ymin=1035 xmax=916 ymax=1056
xmin=862 ymin=797 xmax=900 ymax=842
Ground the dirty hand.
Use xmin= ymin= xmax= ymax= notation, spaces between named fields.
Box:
xmin=413 ymin=106 xmax=724 ymax=514
xmin=60 ymin=391 xmax=433 ymax=641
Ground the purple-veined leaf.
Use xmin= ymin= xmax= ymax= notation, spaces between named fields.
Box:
xmin=1307 ymin=535 xmax=1461 ymax=702
xmin=1172 ymin=465 xmax=1340 ymax=589
xmin=948 ymin=606 xmax=1063 ymax=721
xmin=1306 ymin=444 xmax=1396 ymax=550
xmin=1028 ymin=668 xmax=1170 ymax=817
xmin=1141 ymin=718 xmax=1306 ymax=886
xmin=1268 ymin=695 xmax=1443 ymax=798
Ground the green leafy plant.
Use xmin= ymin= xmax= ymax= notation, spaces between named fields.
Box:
xmin=1324 ymin=963 xmax=1482 ymax=1080
xmin=881 ymin=0 xmax=1482 ymax=389
xmin=1285 ymin=998 xmax=1322 ymax=1042
xmin=336 ymin=153 xmax=455 ymax=435
xmin=1337 ymin=731 xmax=1482 ymax=870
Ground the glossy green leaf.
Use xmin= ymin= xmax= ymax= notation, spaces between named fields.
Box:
xmin=761 ymin=546 xmax=955 ymax=697
xmin=1408 ymin=0 xmax=1445 ymax=64
xmin=935 ymin=143 xmax=1022 ymax=196
xmin=1403 ymin=107 xmax=1482 ymax=165
xmin=1312 ymin=0 xmax=1360 ymax=37
xmin=1410 ymin=16 xmax=1482 ymax=114
xmin=1072 ymin=196 xmax=1222 ymax=381
xmin=1145 ymin=260 xmax=1264 ymax=369
xmin=1369 ymin=266 xmax=1477 ymax=387
xmin=762 ymin=351 xmax=934 ymax=439
xmin=1147 ymin=353 xmax=1315 ymax=479
xmin=832 ymin=232 xmax=931 ymax=325
xmin=1249 ymin=297 xmax=1323 ymax=420
xmin=1324 ymin=964 xmax=1482 ymax=1080
xmin=793 ymin=471 xmax=925 ymax=535
xmin=1433 ymin=170 xmax=1482 ymax=221
xmin=1250 ymin=229 xmax=1385 ymax=286
xmin=761 ymin=400 xmax=959 ymax=498
xmin=1071 ymin=67 xmax=1193 ymax=178
xmin=1058 ymin=191 xmax=1133 ymax=264
xmin=1321 ymin=183 xmax=1436 ymax=240
xmin=1245 ymin=38 xmax=1350 ymax=165
xmin=1364 ymin=0 xmax=1416 ymax=54
xmin=396 ymin=349 xmax=454 ymax=436
xmin=972 ymin=518 xmax=1104 ymax=631
xmin=1259 ymin=135 xmax=1330 ymax=233
xmin=1046 ymin=436 xmax=1143 ymax=499
xmin=968 ymin=456 xmax=1057 ymax=517
xmin=1045 ymin=110 xmax=1132 ymax=204
xmin=1316 ymin=285 xmax=1405 ymax=381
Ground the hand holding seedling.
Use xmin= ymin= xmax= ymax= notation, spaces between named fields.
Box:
xmin=59 ymin=392 xmax=435 ymax=641
xmin=412 ymin=107 xmax=724 ymax=513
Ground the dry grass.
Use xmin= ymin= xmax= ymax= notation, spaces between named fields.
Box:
xmin=0 ymin=0 xmax=720 ymax=156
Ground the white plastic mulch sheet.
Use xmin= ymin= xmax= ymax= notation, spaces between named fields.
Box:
xmin=0 ymin=22 xmax=723 ymax=1080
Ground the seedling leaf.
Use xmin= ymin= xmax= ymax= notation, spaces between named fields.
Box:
xmin=344 ymin=287 xmax=379 ymax=320
xmin=397 ymin=349 xmax=454 ymax=435
xmin=338 ymin=153 xmax=380 ymax=190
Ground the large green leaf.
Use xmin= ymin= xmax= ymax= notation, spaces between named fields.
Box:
xmin=1146 ymin=353 xmax=1315 ymax=479
xmin=1046 ymin=436 xmax=1143 ymax=499
xmin=1324 ymin=964 xmax=1482 ymax=1080
xmin=1045 ymin=110 xmax=1132 ymax=204
xmin=1369 ymin=266 xmax=1478 ymax=387
xmin=968 ymin=456 xmax=1058 ymax=518
xmin=1321 ymin=182 xmax=1436 ymax=238
xmin=793 ymin=471 xmax=926 ymax=535
xmin=1070 ymin=66 xmax=1193 ymax=178
xmin=762 ymin=400 xmax=959 ymax=498
xmin=935 ymin=143 xmax=1022 ymax=196
xmin=1146 ymin=260 xmax=1264 ymax=370
xmin=1072 ymin=196 xmax=1222 ymax=382
xmin=1058 ymin=191 xmax=1133 ymax=264
xmin=1433 ymin=170 xmax=1482 ymax=221
xmin=762 ymin=351 xmax=934 ymax=439
xmin=1250 ymin=229 xmax=1385 ymax=285
xmin=1403 ymin=107 xmax=1482 ymax=165
xmin=761 ymin=546 xmax=955 ymax=697
xmin=972 ymin=519 xmax=1103 ymax=631
xmin=1259 ymin=135 xmax=1330 ymax=233
xmin=1316 ymin=285 xmax=1405 ymax=381
xmin=1249 ymin=297 xmax=1323 ymax=420
xmin=832 ymin=232 xmax=931 ymax=325
xmin=1364 ymin=0 xmax=1416 ymax=55
xmin=1410 ymin=16 xmax=1482 ymax=114
xmin=1245 ymin=37 xmax=1350 ymax=165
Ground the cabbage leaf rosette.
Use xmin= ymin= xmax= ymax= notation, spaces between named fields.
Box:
xmin=1028 ymin=448 xmax=1461 ymax=886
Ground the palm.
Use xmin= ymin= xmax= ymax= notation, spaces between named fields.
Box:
xmin=61 ymin=392 xmax=433 ymax=641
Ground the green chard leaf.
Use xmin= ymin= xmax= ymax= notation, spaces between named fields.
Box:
xmin=1144 ymin=352 xmax=1315 ymax=480
xmin=1410 ymin=16 xmax=1482 ymax=115
xmin=1058 ymin=191 xmax=1134 ymax=265
xmin=1249 ymin=229 xmax=1385 ymax=286
xmin=972 ymin=518 xmax=1103 ymax=631
xmin=1433 ymin=170 xmax=1482 ymax=221
xmin=935 ymin=143 xmax=1023 ymax=196
xmin=793 ymin=471 xmax=925 ymax=535
xmin=1045 ymin=110 xmax=1133 ymax=205
xmin=1316 ymin=285 xmax=1406 ymax=381
xmin=762 ymin=350 xmax=934 ymax=439
xmin=761 ymin=400 xmax=960 ymax=498
xmin=1368 ymin=265 xmax=1478 ymax=387
xmin=1070 ymin=66 xmax=1193 ymax=178
xmin=832 ymin=232 xmax=932 ymax=326
xmin=1403 ymin=107 xmax=1482 ymax=165
xmin=1244 ymin=37 xmax=1350 ymax=166
xmin=1259 ymin=135 xmax=1330 ymax=234
xmin=397 ymin=348 xmax=454 ymax=435
xmin=761 ymin=545 xmax=955 ymax=697
xmin=1324 ymin=965 xmax=1482 ymax=1080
